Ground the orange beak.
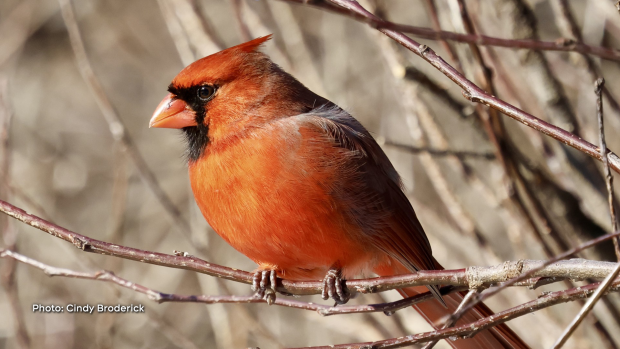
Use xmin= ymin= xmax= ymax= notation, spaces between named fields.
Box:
xmin=149 ymin=93 xmax=197 ymax=129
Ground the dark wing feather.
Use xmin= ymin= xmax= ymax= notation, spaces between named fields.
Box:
xmin=302 ymin=107 xmax=444 ymax=305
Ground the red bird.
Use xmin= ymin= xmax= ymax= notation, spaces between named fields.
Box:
xmin=150 ymin=36 xmax=528 ymax=349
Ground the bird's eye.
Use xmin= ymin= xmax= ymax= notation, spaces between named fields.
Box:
xmin=197 ymin=85 xmax=216 ymax=101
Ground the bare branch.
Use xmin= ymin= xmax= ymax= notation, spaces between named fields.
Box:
xmin=0 ymin=198 xmax=253 ymax=282
xmin=448 ymin=229 xmax=620 ymax=326
xmin=304 ymin=0 xmax=620 ymax=176
xmin=278 ymin=0 xmax=620 ymax=62
xmin=552 ymin=0 xmax=620 ymax=113
xmin=291 ymin=280 xmax=620 ymax=349
xmin=595 ymin=78 xmax=620 ymax=259
xmin=5 ymin=193 xmax=620 ymax=346
xmin=2 ymin=196 xmax=620 ymax=298
xmin=553 ymin=262 xmax=620 ymax=348
xmin=551 ymin=78 xmax=620 ymax=349
xmin=0 ymin=249 xmax=463 ymax=316
xmin=7 ymin=215 xmax=620 ymax=348
xmin=419 ymin=0 xmax=462 ymax=71
xmin=421 ymin=289 xmax=478 ymax=349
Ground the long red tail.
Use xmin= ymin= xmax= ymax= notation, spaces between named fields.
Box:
xmin=374 ymin=261 xmax=529 ymax=349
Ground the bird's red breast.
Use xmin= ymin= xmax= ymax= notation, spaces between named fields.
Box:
xmin=187 ymin=111 xmax=388 ymax=280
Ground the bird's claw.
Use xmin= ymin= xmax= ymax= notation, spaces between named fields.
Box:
xmin=252 ymin=270 xmax=277 ymax=305
xmin=322 ymin=269 xmax=350 ymax=305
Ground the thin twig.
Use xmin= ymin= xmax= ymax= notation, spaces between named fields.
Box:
xmin=484 ymin=33 xmax=618 ymax=263
xmin=278 ymin=0 xmax=620 ymax=62
xmin=596 ymin=78 xmax=620 ymax=260
xmin=553 ymin=0 xmax=620 ymax=113
xmin=290 ymin=280 xmax=620 ymax=349
xmin=383 ymin=141 xmax=495 ymax=160
xmin=551 ymin=78 xmax=620 ymax=349
xmin=449 ymin=0 xmax=563 ymax=267
xmin=421 ymin=290 xmax=478 ymax=349
xmin=369 ymin=16 xmax=531 ymax=268
xmin=451 ymin=0 xmax=584 ymax=317
xmin=420 ymin=0 xmax=462 ymax=71
xmin=370 ymin=15 xmax=504 ymax=264
xmin=305 ymin=0 xmax=620 ymax=174
xmin=449 ymin=229 xmax=620 ymax=324
xmin=553 ymin=262 xmax=620 ymax=348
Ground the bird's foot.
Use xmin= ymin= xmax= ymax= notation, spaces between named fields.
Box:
xmin=322 ymin=269 xmax=350 ymax=305
xmin=252 ymin=270 xmax=277 ymax=305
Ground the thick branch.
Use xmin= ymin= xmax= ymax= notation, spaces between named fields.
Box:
xmin=0 ymin=249 xmax=464 ymax=316
xmin=7 ymin=248 xmax=620 ymax=348
xmin=2 ymin=198 xmax=620 ymax=297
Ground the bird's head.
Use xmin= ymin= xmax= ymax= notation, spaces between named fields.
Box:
xmin=150 ymin=35 xmax=323 ymax=162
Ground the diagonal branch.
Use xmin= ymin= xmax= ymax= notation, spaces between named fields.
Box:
xmin=277 ymin=0 xmax=620 ymax=62
xmin=553 ymin=262 xmax=620 ymax=348
xmin=291 ymin=279 xmax=620 ymax=349
xmin=551 ymin=78 xmax=620 ymax=348
xmin=421 ymin=289 xmax=478 ymax=349
xmin=449 ymin=227 xmax=620 ymax=326
xmin=299 ymin=0 xmax=620 ymax=175
xmin=595 ymin=78 xmax=620 ymax=259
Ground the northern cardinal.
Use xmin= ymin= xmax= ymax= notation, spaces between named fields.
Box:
xmin=150 ymin=36 xmax=528 ymax=349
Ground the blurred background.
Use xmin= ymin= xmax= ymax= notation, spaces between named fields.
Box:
xmin=1 ymin=0 xmax=620 ymax=348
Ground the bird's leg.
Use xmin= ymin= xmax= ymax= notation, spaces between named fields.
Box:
xmin=251 ymin=269 xmax=277 ymax=305
xmin=322 ymin=268 xmax=350 ymax=305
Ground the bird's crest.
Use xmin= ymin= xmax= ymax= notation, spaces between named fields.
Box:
xmin=171 ymin=35 xmax=273 ymax=89
xmin=234 ymin=34 xmax=272 ymax=53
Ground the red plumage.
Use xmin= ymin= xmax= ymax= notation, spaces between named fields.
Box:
xmin=151 ymin=36 xmax=529 ymax=349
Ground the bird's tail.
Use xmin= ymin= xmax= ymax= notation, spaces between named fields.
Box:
xmin=374 ymin=260 xmax=529 ymax=349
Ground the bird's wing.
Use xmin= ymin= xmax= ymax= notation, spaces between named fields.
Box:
xmin=298 ymin=107 xmax=442 ymax=301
